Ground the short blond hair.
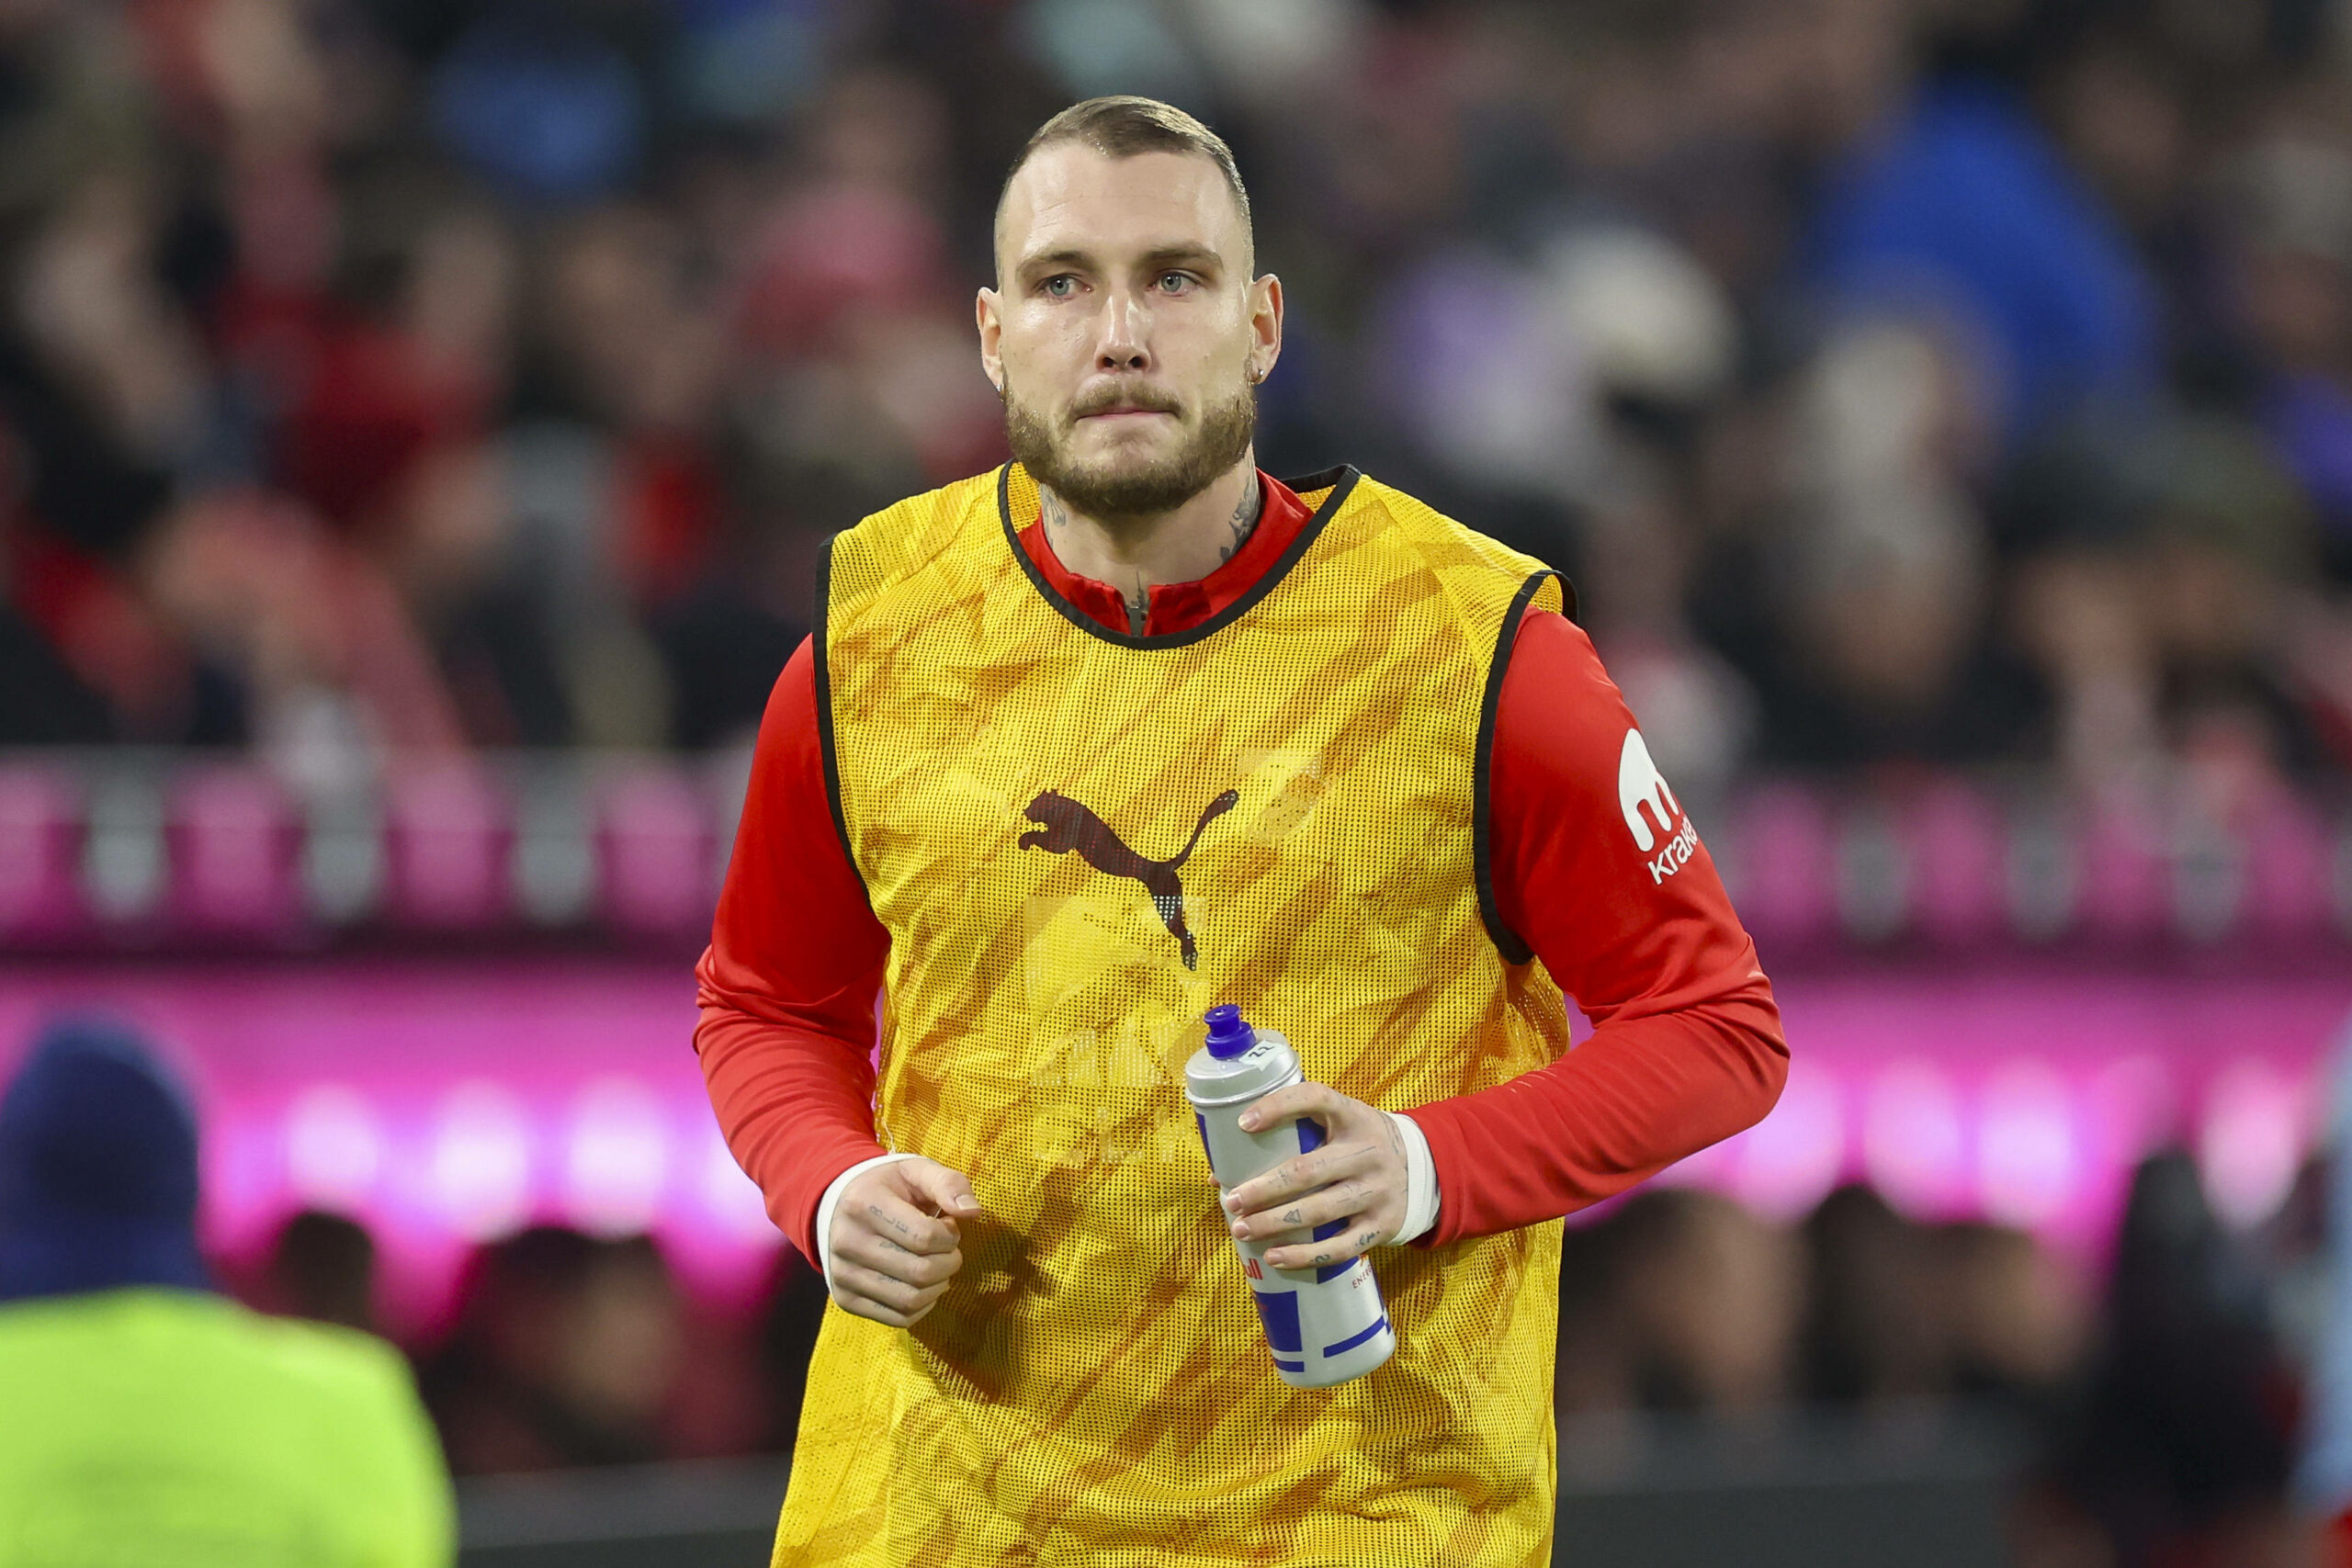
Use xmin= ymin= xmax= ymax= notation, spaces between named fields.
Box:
xmin=994 ymin=96 xmax=1253 ymax=275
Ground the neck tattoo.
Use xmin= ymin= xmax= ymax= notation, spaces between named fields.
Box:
xmin=1220 ymin=470 xmax=1261 ymax=564
xmin=1040 ymin=471 xmax=1259 ymax=637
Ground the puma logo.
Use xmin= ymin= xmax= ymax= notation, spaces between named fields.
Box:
xmin=1020 ymin=787 xmax=1239 ymax=969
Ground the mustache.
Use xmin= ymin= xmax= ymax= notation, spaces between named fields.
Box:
xmin=1069 ymin=383 xmax=1183 ymax=421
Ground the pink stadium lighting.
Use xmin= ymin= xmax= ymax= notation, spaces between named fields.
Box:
xmin=425 ymin=1080 xmax=536 ymax=1241
xmin=387 ymin=764 xmax=510 ymax=930
xmin=1975 ymin=1059 xmax=2078 ymax=1231
xmin=599 ymin=770 xmax=714 ymax=939
xmin=2 ymin=957 xmax=2345 ymax=1320
xmin=1907 ymin=781 xmax=2004 ymax=946
xmin=1861 ymin=1060 xmax=1969 ymax=1220
xmin=694 ymin=1124 xmax=778 ymax=1243
xmin=0 ymin=765 xmax=84 ymax=938
xmin=1726 ymin=1059 xmax=1846 ymax=1221
xmin=2245 ymin=795 xmax=2333 ymax=942
xmin=2198 ymin=1059 xmax=2309 ymax=1231
xmin=2079 ymin=797 xmax=2165 ymax=942
xmin=169 ymin=766 xmax=300 ymax=938
xmin=283 ymin=1084 xmax=384 ymax=1214
xmin=560 ymin=1076 xmax=672 ymax=1237
xmin=1730 ymin=784 xmax=1833 ymax=945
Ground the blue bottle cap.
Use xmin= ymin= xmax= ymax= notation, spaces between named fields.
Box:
xmin=1203 ymin=1004 xmax=1256 ymax=1059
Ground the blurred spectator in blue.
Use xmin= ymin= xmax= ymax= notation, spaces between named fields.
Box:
xmin=667 ymin=0 xmax=828 ymax=128
xmin=1809 ymin=61 xmax=2160 ymax=452
xmin=0 ymin=1017 xmax=453 ymax=1564
xmin=430 ymin=3 xmax=646 ymax=207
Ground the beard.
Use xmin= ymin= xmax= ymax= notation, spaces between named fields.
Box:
xmin=1004 ymin=370 xmax=1256 ymax=524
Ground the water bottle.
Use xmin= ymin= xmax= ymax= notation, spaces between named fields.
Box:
xmin=1185 ymin=1004 xmax=1395 ymax=1387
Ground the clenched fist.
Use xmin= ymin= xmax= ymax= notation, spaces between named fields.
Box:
xmin=826 ymin=1156 xmax=984 ymax=1327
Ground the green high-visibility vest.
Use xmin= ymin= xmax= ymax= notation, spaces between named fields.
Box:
xmin=0 ymin=1288 xmax=453 ymax=1567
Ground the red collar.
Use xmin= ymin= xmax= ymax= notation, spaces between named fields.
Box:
xmin=1013 ymin=470 xmax=1314 ymax=637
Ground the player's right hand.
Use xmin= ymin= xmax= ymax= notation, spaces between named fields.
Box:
xmin=826 ymin=1156 xmax=983 ymax=1327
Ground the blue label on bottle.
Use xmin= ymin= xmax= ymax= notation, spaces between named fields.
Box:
xmin=1251 ymin=1289 xmax=1302 ymax=1354
xmin=1323 ymin=1315 xmax=1389 ymax=1359
xmin=1292 ymin=1116 xmax=1351 ymax=1278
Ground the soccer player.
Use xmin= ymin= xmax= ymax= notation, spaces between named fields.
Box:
xmin=697 ymin=96 xmax=1786 ymax=1565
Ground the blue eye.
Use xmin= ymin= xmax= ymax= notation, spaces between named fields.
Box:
xmin=1044 ymin=276 xmax=1076 ymax=298
xmin=1159 ymin=272 xmax=1191 ymax=293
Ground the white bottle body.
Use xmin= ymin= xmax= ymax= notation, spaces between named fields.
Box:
xmin=1185 ymin=1024 xmax=1395 ymax=1388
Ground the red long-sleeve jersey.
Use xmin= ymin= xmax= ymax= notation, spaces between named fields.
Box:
xmin=695 ymin=472 xmax=1787 ymax=1265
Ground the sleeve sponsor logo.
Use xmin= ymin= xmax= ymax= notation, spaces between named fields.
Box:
xmin=1617 ymin=728 xmax=1699 ymax=885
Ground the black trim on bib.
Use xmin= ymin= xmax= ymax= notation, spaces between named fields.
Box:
xmin=1473 ymin=568 xmax=1561 ymax=964
xmin=996 ymin=463 xmax=1361 ymax=649
xmin=811 ymin=533 xmax=872 ymax=908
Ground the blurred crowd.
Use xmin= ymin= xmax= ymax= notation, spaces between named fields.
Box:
xmin=0 ymin=1010 xmax=2333 ymax=1566
xmin=1556 ymin=1165 xmax=2322 ymax=1567
xmin=0 ymin=0 xmax=2347 ymax=812
xmin=231 ymin=1148 xmax=2323 ymax=1565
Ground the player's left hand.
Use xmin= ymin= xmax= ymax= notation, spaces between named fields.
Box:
xmin=1219 ymin=1081 xmax=1408 ymax=1272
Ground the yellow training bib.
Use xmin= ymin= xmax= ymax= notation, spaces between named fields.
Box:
xmin=783 ymin=463 xmax=1575 ymax=1566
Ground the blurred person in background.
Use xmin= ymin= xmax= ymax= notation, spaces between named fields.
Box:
xmin=420 ymin=1224 xmax=687 ymax=1474
xmin=758 ymin=1244 xmax=832 ymax=1452
xmin=255 ymin=1207 xmax=379 ymax=1335
xmin=1802 ymin=1181 xmax=1955 ymax=1405
xmin=2297 ymin=1016 xmax=2352 ymax=1564
xmin=2049 ymin=1150 xmax=2308 ymax=1568
xmin=0 ymin=1017 xmax=452 ymax=1566
xmin=1800 ymin=1185 xmax=2090 ymax=1419
xmin=1938 ymin=1218 xmax=2089 ymax=1415
xmin=1554 ymin=1209 xmax=1640 ymax=1425
xmin=1611 ymin=1187 xmax=1804 ymax=1416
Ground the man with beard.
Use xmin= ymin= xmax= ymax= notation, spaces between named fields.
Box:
xmin=696 ymin=96 xmax=1786 ymax=1566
